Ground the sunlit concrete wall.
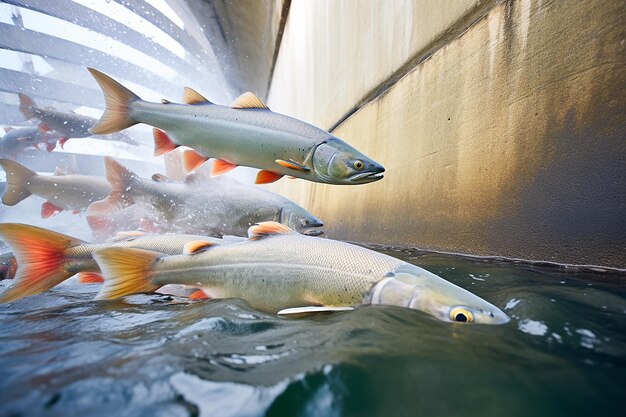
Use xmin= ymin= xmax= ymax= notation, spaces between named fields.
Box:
xmin=266 ymin=0 xmax=626 ymax=268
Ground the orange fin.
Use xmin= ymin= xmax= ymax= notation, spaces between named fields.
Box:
xmin=182 ymin=87 xmax=212 ymax=105
xmin=275 ymin=159 xmax=310 ymax=171
xmin=0 ymin=223 xmax=83 ymax=302
xmin=86 ymin=215 xmax=113 ymax=233
xmin=248 ymin=221 xmax=294 ymax=240
xmin=78 ymin=272 xmax=104 ymax=284
xmin=231 ymin=92 xmax=269 ymax=110
xmin=183 ymin=240 xmax=217 ymax=255
xmin=255 ymin=170 xmax=284 ymax=184
xmin=182 ymin=149 xmax=209 ymax=173
xmin=59 ymin=137 xmax=70 ymax=148
xmin=41 ymin=201 xmax=63 ymax=219
xmin=93 ymin=247 xmax=161 ymax=300
xmin=87 ymin=67 xmax=140 ymax=134
xmin=153 ymin=128 xmax=179 ymax=156
xmin=189 ymin=289 xmax=209 ymax=300
xmin=211 ymin=159 xmax=237 ymax=176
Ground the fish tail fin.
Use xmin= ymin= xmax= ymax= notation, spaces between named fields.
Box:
xmin=0 ymin=224 xmax=83 ymax=302
xmin=93 ymin=247 xmax=161 ymax=300
xmin=0 ymin=158 xmax=35 ymax=205
xmin=87 ymin=67 xmax=140 ymax=134
xmin=17 ymin=93 xmax=37 ymax=120
xmin=88 ymin=157 xmax=136 ymax=214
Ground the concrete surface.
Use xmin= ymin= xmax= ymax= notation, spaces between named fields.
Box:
xmin=267 ymin=0 xmax=626 ymax=268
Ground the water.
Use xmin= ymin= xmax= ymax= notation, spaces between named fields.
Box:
xmin=0 ymin=245 xmax=624 ymax=417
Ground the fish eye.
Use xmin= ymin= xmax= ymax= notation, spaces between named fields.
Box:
xmin=353 ymin=160 xmax=364 ymax=170
xmin=450 ymin=307 xmax=474 ymax=323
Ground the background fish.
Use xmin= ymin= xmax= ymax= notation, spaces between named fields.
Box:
xmin=0 ymin=159 xmax=111 ymax=218
xmin=88 ymin=157 xmax=324 ymax=236
xmin=0 ymin=126 xmax=59 ymax=156
xmin=18 ymin=93 xmax=138 ymax=147
xmin=93 ymin=222 xmax=510 ymax=325
xmin=0 ymin=223 xmax=246 ymax=302
xmin=87 ymin=68 xmax=384 ymax=185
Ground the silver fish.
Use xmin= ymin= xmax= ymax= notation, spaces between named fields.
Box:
xmin=88 ymin=157 xmax=324 ymax=236
xmin=0 ymin=126 xmax=59 ymax=156
xmin=0 ymin=158 xmax=111 ymax=218
xmin=93 ymin=222 xmax=510 ymax=325
xmin=87 ymin=68 xmax=384 ymax=185
xmin=18 ymin=93 xmax=138 ymax=146
xmin=0 ymin=223 xmax=245 ymax=302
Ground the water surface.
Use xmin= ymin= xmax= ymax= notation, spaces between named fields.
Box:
xmin=0 ymin=245 xmax=624 ymax=417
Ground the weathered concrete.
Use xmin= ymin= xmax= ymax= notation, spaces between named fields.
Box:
xmin=268 ymin=0 xmax=490 ymax=130
xmin=267 ymin=0 xmax=626 ymax=268
xmin=180 ymin=0 xmax=288 ymax=98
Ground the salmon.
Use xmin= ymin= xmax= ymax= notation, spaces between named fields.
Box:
xmin=93 ymin=222 xmax=510 ymax=325
xmin=87 ymin=68 xmax=384 ymax=185
xmin=0 ymin=159 xmax=111 ymax=218
xmin=88 ymin=157 xmax=324 ymax=236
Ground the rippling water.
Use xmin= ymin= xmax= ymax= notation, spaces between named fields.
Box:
xmin=0 ymin=245 xmax=624 ymax=417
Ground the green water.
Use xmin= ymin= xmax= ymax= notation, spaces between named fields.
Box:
xmin=0 ymin=245 xmax=624 ymax=417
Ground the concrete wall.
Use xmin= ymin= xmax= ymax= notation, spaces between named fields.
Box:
xmin=267 ymin=0 xmax=626 ymax=268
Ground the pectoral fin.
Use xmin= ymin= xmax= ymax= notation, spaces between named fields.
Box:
xmin=277 ymin=306 xmax=354 ymax=315
xmin=275 ymin=159 xmax=310 ymax=171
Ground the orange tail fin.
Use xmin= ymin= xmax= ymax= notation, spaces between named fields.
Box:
xmin=0 ymin=224 xmax=84 ymax=302
xmin=93 ymin=247 xmax=161 ymax=300
xmin=87 ymin=67 xmax=140 ymax=134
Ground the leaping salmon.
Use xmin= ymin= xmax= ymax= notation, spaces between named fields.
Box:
xmin=86 ymin=68 xmax=385 ymax=185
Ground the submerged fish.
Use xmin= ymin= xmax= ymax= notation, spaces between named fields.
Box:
xmin=0 ymin=223 xmax=245 ymax=302
xmin=0 ymin=126 xmax=59 ymax=156
xmin=18 ymin=93 xmax=137 ymax=147
xmin=93 ymin=222 xmax=510 ymax=324
xmin=88 ymin=157 xmax=324 ymax=236
xmin=0 ymin=159 xmax=111 ymax=218
xmin=87 ymin=68 xmax=385 ymax=185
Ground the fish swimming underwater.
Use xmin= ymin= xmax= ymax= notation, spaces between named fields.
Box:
xmin=0 ymin=126 xmax=59 ymax=156
xmin=18 ymin=93 xmax=137 ymax=147
xmin=87 ymin=68 xmax=384 ymax=185
xmin=0 ymin=223 xmax=245 ymax=302
xmin=93 ymin=222 xmax=510 ymax=324
xmin=0 ymin=158 xmax=111 ymax=218
xmin=88 ymin=157 xmax=324 ymax=236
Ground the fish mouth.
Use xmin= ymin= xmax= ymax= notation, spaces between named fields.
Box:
xmin=302 ymin=228 xmax=324 ymax=236
xmin=348 ymin=170 xmax=385 ymax=183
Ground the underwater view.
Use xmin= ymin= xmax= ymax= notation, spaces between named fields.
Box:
xmin=0 ymin=1 xmax=624 ymax=416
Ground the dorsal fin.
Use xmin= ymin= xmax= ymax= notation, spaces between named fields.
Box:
xmin=183 ymin=240 xmax=217 ymax=255
xmin=182 ymin=87 xmax=212 ymax=105
xmin=231 ymin=92 xmax=269 ymax=110
xmin=248 ymin=221 xmax=293 ymax=240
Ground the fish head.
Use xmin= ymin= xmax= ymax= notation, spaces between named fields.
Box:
xmin=312 ymin=138 xmax=385 ymax=184
xmin=370 ymin=264 xmax=510 ymax=325
xmin=279 ymin=204 xmax=324 ymax=236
